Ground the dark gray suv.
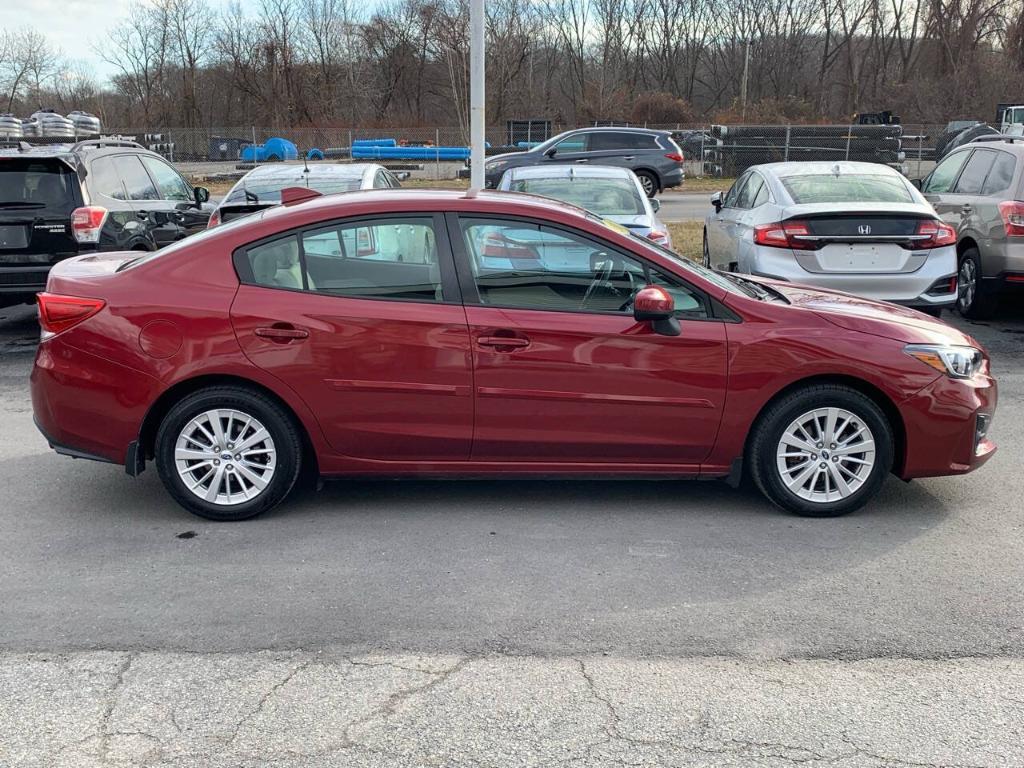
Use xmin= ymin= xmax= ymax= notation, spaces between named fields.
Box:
xmin=484 ymin=127 xmax=685 ymax=197
xmin=919 ymin=135 xmax=1024 ymax=317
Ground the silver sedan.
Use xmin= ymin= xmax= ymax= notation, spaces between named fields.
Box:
xmin=703 ymin=162 xmax=958 ymax=313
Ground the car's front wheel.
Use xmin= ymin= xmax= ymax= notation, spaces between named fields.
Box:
xmin=155 ymin=386 xmax=303 ymax=521
xmin=748 ymin=385 xmax=893 ymax=517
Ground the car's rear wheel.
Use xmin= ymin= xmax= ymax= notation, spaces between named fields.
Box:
xmin=635 ymin=170 xmax=658 ymax=198
xmin=956 ymin=248 xmax=997 ymax=319
xmin=748 ymin=385 xmax=893 ymax=517
xmin=155 ymin=386 xmax=302 ymax=521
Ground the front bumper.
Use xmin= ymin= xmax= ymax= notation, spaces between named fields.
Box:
xmin=31 ymin=336 xmax=162 ymax=466
xmin=898 ymin=371 xmax=997 ymax=479
xmin=747 ymin=245 xmax=958 ymax=307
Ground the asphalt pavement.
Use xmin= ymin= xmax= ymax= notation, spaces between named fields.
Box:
xmin=2 ymin=300 xmax=1023 ymax=766
xmin=658 ymin=190 xmax=716 ymax=222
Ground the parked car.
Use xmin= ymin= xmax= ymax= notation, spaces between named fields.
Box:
xmin=704 ymin=161 xmax=958 ymax=316
xmin=484 ymin=127 xmax=685 ymax=197
xmin=31 ymin=189 xmax=996 ymax=521
xmin=0 ymin=138 xmax=211 ymax=308
xmin=497 ymin=164 xmax=671 ymax=246
xmin=917 ymin=135 xmax=1024 ymax=318
xmin=210 ymin=162 xmax=403 ymax=226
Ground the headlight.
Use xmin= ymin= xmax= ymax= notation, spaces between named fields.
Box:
xmin=905 ymin=344 xmax=984 ymax=379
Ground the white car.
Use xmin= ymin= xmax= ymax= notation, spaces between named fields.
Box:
xmin=703 ymin=161 xmax=958 ymax=315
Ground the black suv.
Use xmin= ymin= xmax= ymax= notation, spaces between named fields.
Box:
xmin=0 ymin=139 xmax=212 ymax=307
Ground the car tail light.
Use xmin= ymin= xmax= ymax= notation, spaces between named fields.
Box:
xmin=664 ymin=153 xmax=684 ymax=162
xmin=1005 ymin=274 xmax=1024 ymax=283
xmin=70 ymin=206 xmax=108 ymax=244
xmin=206 ymin=209 xmax=221 ymax=228
xmin=910 ymin=219 xmax=957 ymax=250
xmin=37 ymin=292 xmax=105 ymax=337
xmin=752 ymin=220 xmax=814 ymax=250
xmin=646 ymin=230 xmax=669 ymax=243
xmin=998 ymin=201 xmax=1024 ymax=236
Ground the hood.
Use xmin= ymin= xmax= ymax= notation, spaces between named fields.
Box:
xmin=486 ymin=152 xmax=527 ymax=167
xmin=753 ymin=277 xmax=982 ymax=347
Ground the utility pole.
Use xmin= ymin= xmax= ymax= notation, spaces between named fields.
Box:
xmin=469 ymin=0 xmax=485 ymax=192
xmin=740 ymin=40 xmax=750 ymax=121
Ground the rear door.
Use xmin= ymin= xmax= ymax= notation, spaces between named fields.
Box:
xmin=942 ymin=149 xmax=997 ymax=238
xmin=921 ymin=149 xmax=972 ymax=226
xmin=84 ymin=155 xmax=147 ymax=248
xmin=230 ymin=213 xmax=474 ymax=462
xmin=0 ymin=157 xmax=83 ymax=290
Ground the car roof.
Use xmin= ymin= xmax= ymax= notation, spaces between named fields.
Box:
xmin=959 ymin=136 xmax=1024 ymax=153
xmin=565 ymin=126 xmax=669 ymax=136
xmin=755 ymin=161 xmax=902 ymax=178
xmin=506 ymin=164 xmax=635 ymax=180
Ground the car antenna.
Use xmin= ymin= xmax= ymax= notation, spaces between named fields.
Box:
xmin=831 ymin=163 xmax=842 ymax=177
xmin=302 ymin=152 xmax=310 ymax=174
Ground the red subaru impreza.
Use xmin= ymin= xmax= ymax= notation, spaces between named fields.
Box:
xmin=30 ymin=189 xmax=996 ymax=521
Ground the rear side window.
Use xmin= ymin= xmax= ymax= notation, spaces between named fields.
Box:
xmin=737 ymin=174 xmax=766 ymax=208
xmin=981 ymin=152 xmax=1016 ymax=195
xmin=781 ymin=174 xmax=913 ymax=203
xmin=589 ymin=132 xmax=659 ymax=151
xmin=88 ymin=157 xmax=127 ymax=200
xmin=141 ymin=156 xmax=192 ymax=202
xmin=0 ymin=158 xmax=79 ymax=213
xmin=113 ymin=155 xmax=159 ymax=201
xmin=953 ymin=150 xmax=996 ymax=194
xmin=923 ymin=151 xmax=969 ymax=193
xmin=244 ymin=217 xmax=442 ymax=302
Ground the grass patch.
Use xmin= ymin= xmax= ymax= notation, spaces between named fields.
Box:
xmin=670 ymin=177 xmax=735 ymax=194
xmin=666 ymin=221 xmax=704 ymax=262
xmin=399 ymin=177 xmax=470 ymax=189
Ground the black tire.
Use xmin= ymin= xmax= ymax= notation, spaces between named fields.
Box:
xmin=748 ymin=385 xmax=894 ymax=517
xmin=155 ymin=386 xmax=303 ymax=521
xmin=635 ymin=170 xmax=659 ymax=198
xmin=956 ymin=248 xmax=997 ymax=319
xmin=918 ymin=306 xmax=943 ymax=318
xmin=702 ymin=231 xmax=711 ymax=268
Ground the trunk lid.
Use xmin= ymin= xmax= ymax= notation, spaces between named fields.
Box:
xmin=45 ymin=251 xmax=139 ymax=296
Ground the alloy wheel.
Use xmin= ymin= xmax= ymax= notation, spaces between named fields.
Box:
xmin=775 ymin=407 xmax=875 ymax=504
xmin=174 ymin=409 xmax=277 ymax=506
xmin=639 ymin=174 xmax=655 ymax=197
xmin=957 ymin=258 xmax=976 ymax=314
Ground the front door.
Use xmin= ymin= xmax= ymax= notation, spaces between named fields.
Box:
xmin=230 ymin=214 xmax=473 ymax=462
xmin=450 ymin=214 xmax=728 ymax=465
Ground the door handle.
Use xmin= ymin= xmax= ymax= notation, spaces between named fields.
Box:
xmin=136 ymin=211 xmax=149 ymax=220
xmin=622 ymin=156 xmax=636 ymax=161
xmin=961 ymin=204 xmax=973 ymax=214
xmin=574 ymin=159 xmax=588 ymax=163
xmin=255 ymin=325 xmax=309 ymax=343
xmin=477 ymin=335 xmax=530 ymax=349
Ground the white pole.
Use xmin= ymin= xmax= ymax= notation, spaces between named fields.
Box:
xmin=469 ymin=0 xmax=485 ymax=192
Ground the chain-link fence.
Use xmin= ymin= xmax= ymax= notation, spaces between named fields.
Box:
xmin=109 ymin=122 xmax=946 ymax=182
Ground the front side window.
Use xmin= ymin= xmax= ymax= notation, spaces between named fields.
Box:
xmin=113 ymin=155 xmax=159 ymax=201
xmin=553 ymin=133 xmax=589 ymax=153
xmin=459 ymin=217 xmax=707 ymax=317
xmin=244 ymin=217 xmax=442 ymax=302
xmin=141 ymin=156 xmax=193 ymax=202
xmin=923 ymin=151 xmax=970 ymax=194
xmin=723 ymin=173 xmax=749 ymax=208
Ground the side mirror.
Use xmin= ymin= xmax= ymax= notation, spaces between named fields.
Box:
xmin=194 ymin=186 xmax=210 ymax=206
xmin=544 ymin=147 xmax=557 ymax=158
xmin=910 ymin=178 xmax=922 ymax=191
xmin=711 ymin=191 xmax=723 ymax=212
xmin=633 ymin=285 xmax=680 ymax=336
xmin=650 ymin=198 xmax=661 ymax=212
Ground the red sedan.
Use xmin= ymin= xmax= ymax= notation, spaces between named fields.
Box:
xmin=30 ymin=189 xmax=997 ymax=521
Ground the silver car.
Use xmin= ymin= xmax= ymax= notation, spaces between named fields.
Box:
xmin=498 ymin=164 xmax=671 ymax=247
xmin=704 ymin=162 xmax=958 ymax=314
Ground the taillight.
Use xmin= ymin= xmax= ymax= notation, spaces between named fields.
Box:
xmin=998 ymin=201 xmax=1024 ymax=236
xmin=911 ymin=219 xmax=957 ymax=250
xmin=207 ymin=209 xmax=221 ymax=228
xmin=664 ymin=153 xmax=684 ymax=162
xmin=753 ymin=220 xmax=814 ymax=250
xmin=37 ymin=292 xmax=105 ymax=337
xmin=646 ymin=230 xmax=669 ymax=243
xmin=70 ymin=206 xmax=108 ymax=243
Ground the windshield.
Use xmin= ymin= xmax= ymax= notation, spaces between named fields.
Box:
xmin=781 ymin=173 xmax=913 ymax=204
xmin=510 ymin=178 xmax=646 ymax=216
xmin=223 ymin=174 xmax=362 ymax=205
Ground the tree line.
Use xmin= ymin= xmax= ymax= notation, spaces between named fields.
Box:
xmin=2 ymin=0 xmax=1024 ymax=134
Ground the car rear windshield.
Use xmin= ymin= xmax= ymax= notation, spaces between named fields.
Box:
xmin=224 ymin=175 xmax=362 ymax=205
xmin=781 ymin=174 xmax=913 ymax=204
xmin=509 ymin=178 xmax=646 ymax=216
xmin=0 ymin=158 xmax=79 ymax=213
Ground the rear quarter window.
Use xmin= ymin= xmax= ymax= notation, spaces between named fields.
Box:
xmin=781 ymin=174 xmax=913 ymax=204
